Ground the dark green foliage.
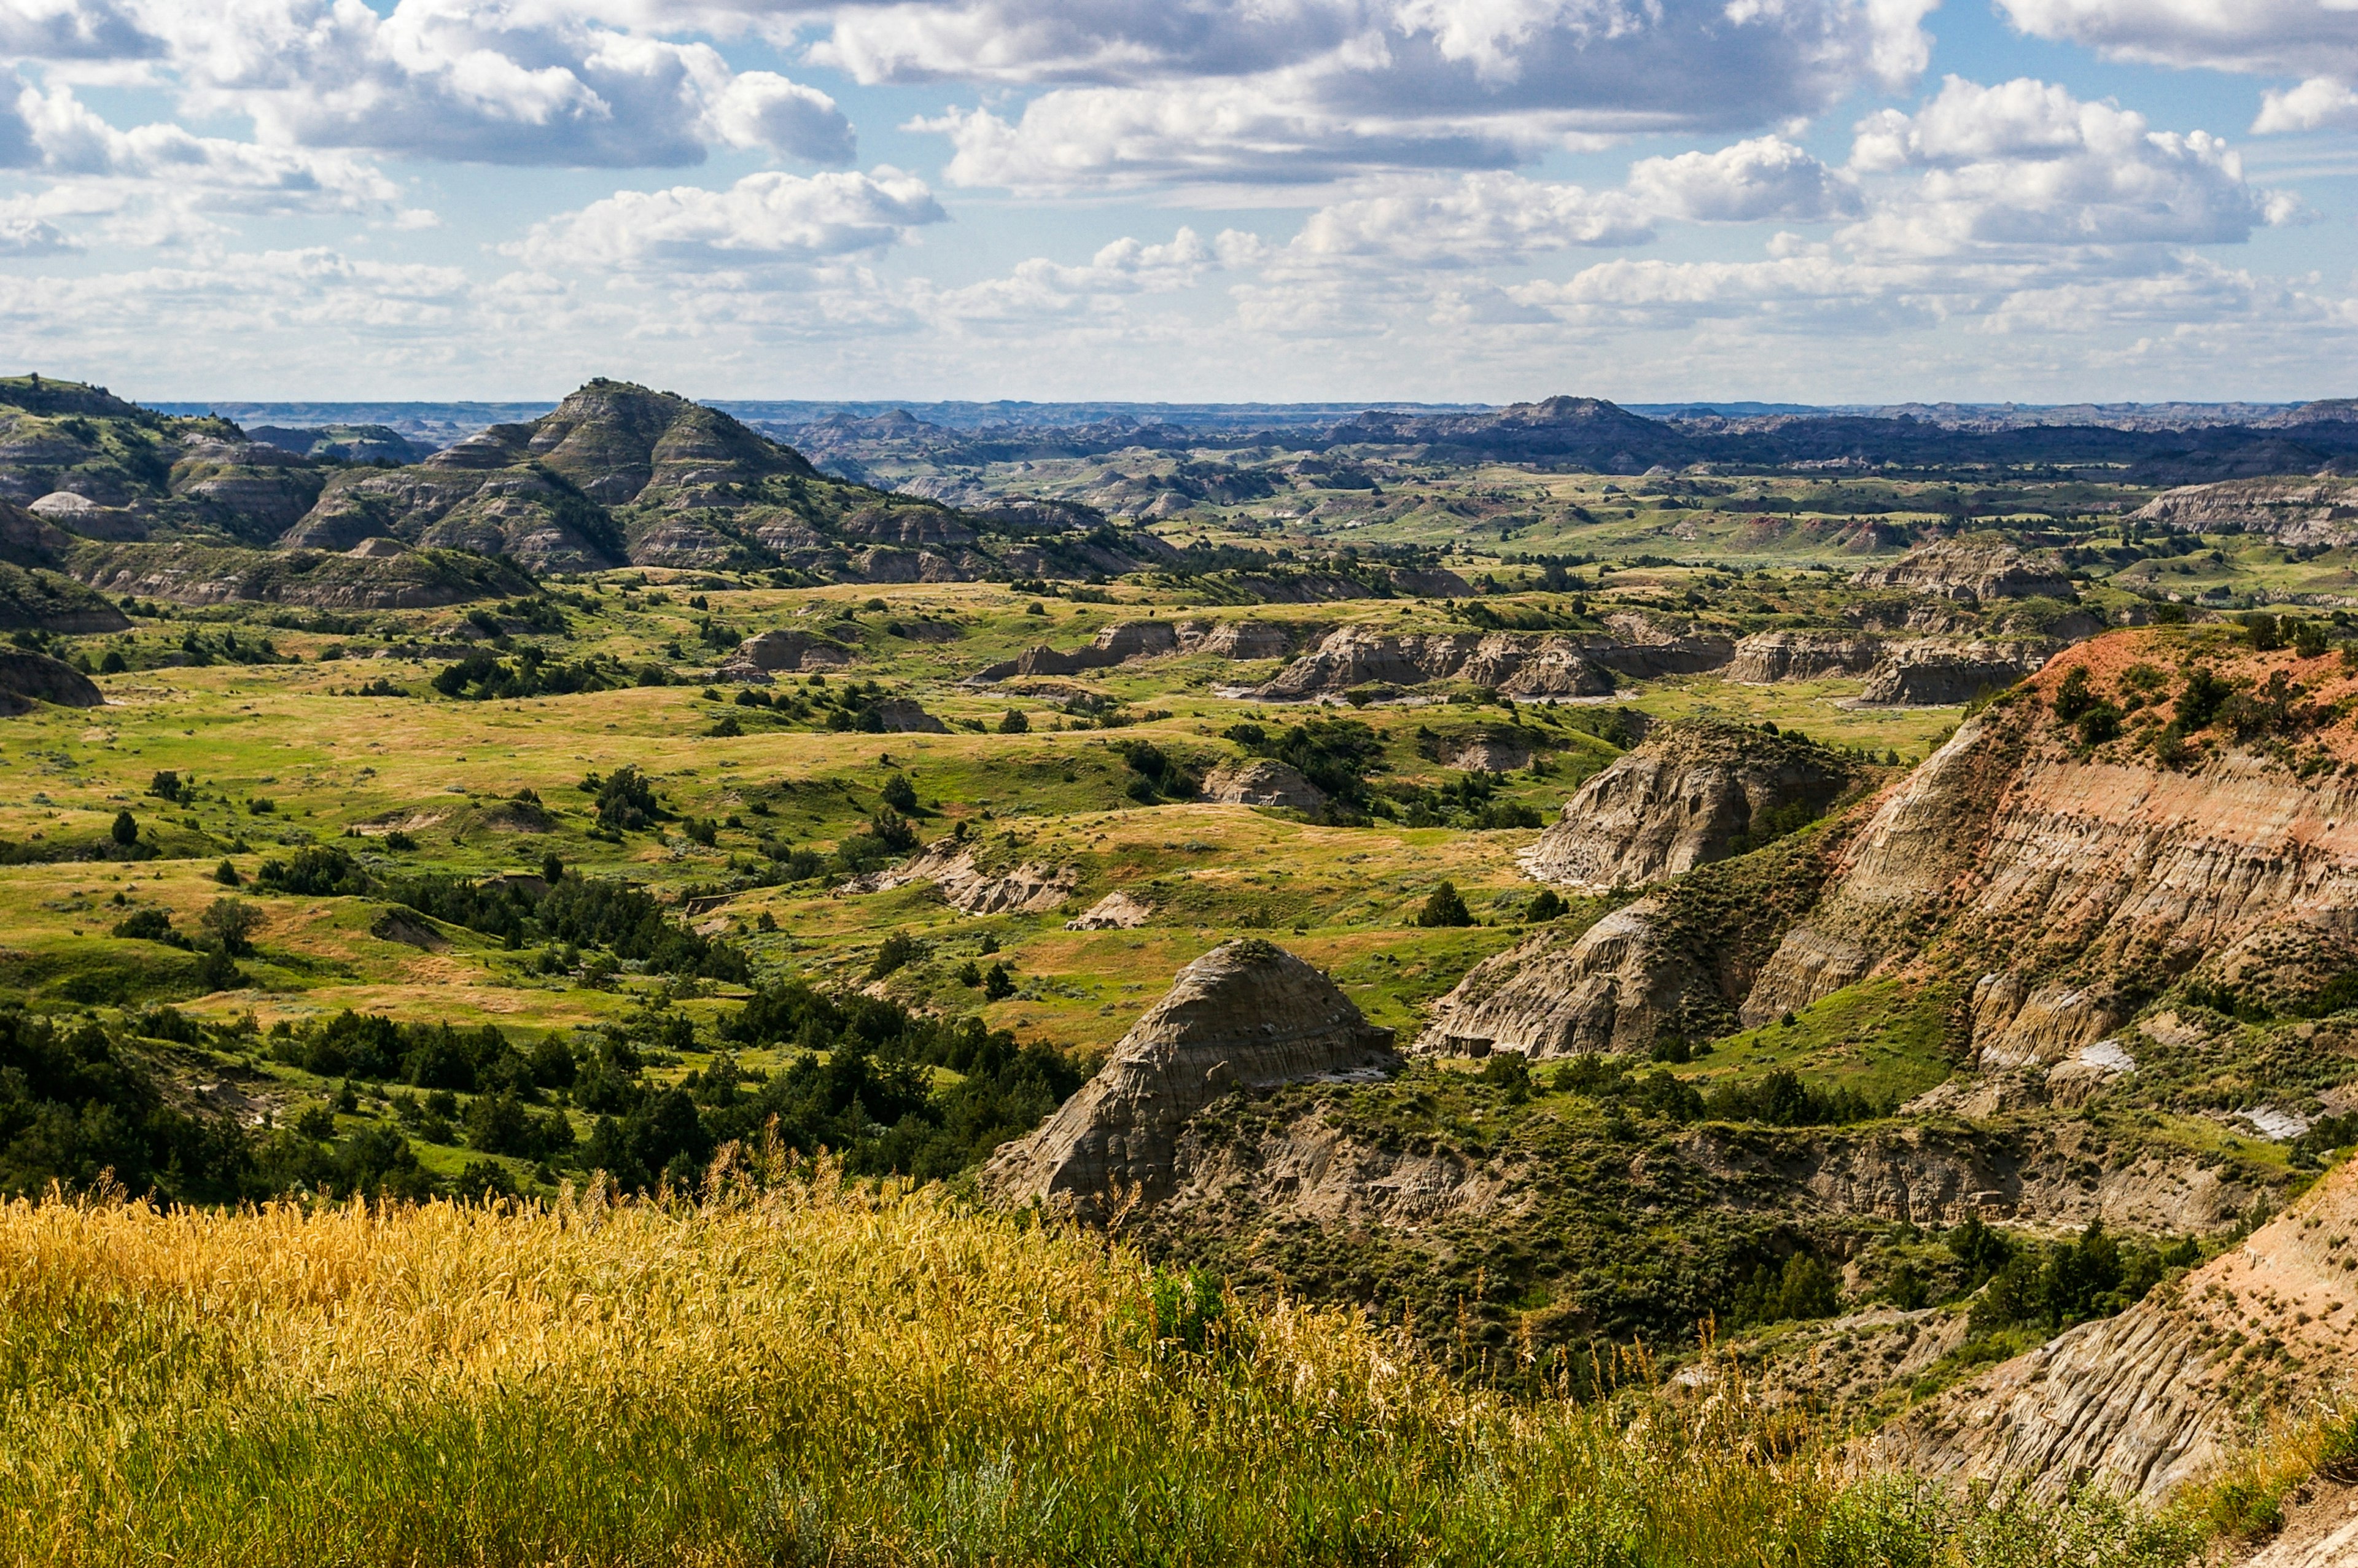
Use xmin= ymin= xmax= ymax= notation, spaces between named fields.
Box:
xmin=255 ymin=845 xmax=368 ymax=897
xmin=1524 ymin=888 xmax=1566 ymax=922
xmin=0 ymin=1011 xmax=254 ymax=1201
xmin=1414 ymin=881 xmax=1474 ymax=928
xmin=463 ymin=1091 xmax=575 ymax=1160
xmin=147 ymin=770 xmax=187 ymax=804
xmin=984 ymin=960 xmax=1016 ymax=1000
xmin=868 ymin=931 xmax=922 ymax=980
xmin=582 ymin=766 xmax=664 ymax=831
xmin=2174 ymin=666 xmax=2232 ymax=731
xmin=109 ymin=810 xmax=137 ymax=847
xmin=998 ymin=709 xmax=1030 ymax=734
xmin=2052 ymin=666 xmax=2095 ymax=721
xmin=1729 ymin=1252 xmax=1840 ymax=1325
xmin=2243 ymin=612 xmax=2284 ymax=652
xmin=1702 ymin=1069 xmax=1879 ymax=1127
xmin=1968 ymin=1221 xmax=2174 ymax=1335
xmin=109 ymin=907 xmax=188 ymax=948
xmin=273 ymin=1011 xmax=542 ymax=1096
xmin=879 ymin=773 xmax=919 ymax=813
xmin=1229 ymin=718 xmax=1383 ymax=807
xmin=1545 ymin=1054 xmax=1703 ymax=1122
xmin=212 ymin=859 xmax=241 ymax=887
xmin=1117 ymin=740 xmax=1200 ymax=803
xmin=431 ymin=647 xmax=625 ymax=701
xmin=198 ymin=898 xmax=259 ymax=957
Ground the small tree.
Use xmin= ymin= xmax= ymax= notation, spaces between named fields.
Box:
xmin=212 ymin=859 xmax=242 ymax=887
xmin=880 ymin=773 xmax=919 ymax=813
xmin=983 ymin=961 xmax=1016 ymax=1000
xmin=998 ymin=709 xmax=1030 ymax=735
xmin=1523 ymin=888 xmax=1566 ymax=923
xmin=109 ymin=810 xmax=138 ymax=847
xmin=199 ymin=897 xmax=261 ymax=958
xmin=1415 ymin=881 xmax=1474 ymax=928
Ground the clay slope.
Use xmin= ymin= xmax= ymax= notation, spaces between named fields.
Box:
xmin=1520 ymin=720 xmax=1857 ymax=890
xmin=1874 ymin=1154 xmax=2358 ymax=1500
xmin=981 ymin=939 xmax=1398 ymax=1217
xmin=1742 ymin=631 xmax=2358 ymax=1070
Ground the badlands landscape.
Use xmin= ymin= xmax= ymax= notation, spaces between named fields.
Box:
xmin=9 ymin=376 xmax=2358 ymax=1562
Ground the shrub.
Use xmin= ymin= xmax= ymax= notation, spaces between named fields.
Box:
xmin=997 ymin=709 xmax=1030 ymax=734
xmin=868 ymin=931 xmax=923 ymax=980
xmin=1414 ymin=882 xmax=1474 ymax=928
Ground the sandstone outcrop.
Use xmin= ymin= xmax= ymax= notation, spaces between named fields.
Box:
xmin=1067 ymin=891 xmax=1152 ymax=930
xmin=1417 ymin=904 xmax=1692 ymax=1058
xmin=0 ymin=648 xmax=103 ymax=713
xmin=1520 ymin=720 xmax=1856 ymax=890
xmin=1251 ymin=624 xmax=1732 ymax=701
xmin=1196 ymin=619 xmax=1297 ymax=659
xmin=1726 ymin=631 xmax=1884 ymax=683
xmin=717 ymin=628 xmax=855 ymax=678
xmin=1201 ymin=759 xmax=1328 ymax=810
xmin=971 ymin=619 xmax=1186 ymax=681
xmin=1874 ymin=1155 xmax=2358 ymax=1500
xmin=980 ymin=940 xmax=1398 ymax=1217
xmin=1853 ymin=540 xmax=2074 ymax=601
xmin=1853 ymin=638 xmax=2053 ymax=707
xmin=2134 ymin=476 xmax=2358 ymax=547
xmin=1449 ymin=734 xmax=1531 ymax=772
xmin=1741 ymin=635 xmax=2358 ymax=1077
xmin=841 ymin=842 xmax=1078 ymax=915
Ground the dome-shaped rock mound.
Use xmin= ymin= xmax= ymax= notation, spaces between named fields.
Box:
xmin=1202 ymin=759 xmax=1326 ymax=810
xmin=1520 ymin=719 xmax=1856 ymax=891
xmin=0 ymin=648 xmax=103 ymax=715
xmin=981 ymin=939 xmax=1397 ymax=1219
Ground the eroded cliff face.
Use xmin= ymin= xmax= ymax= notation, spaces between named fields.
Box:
xmin=1520 ymin=720 xmax=1858 ymax=891
xmin=1743 ymin=634 xmax=2358 ymax=1073
xmin=2135 ymin=476 xmax=2358 ymax=546
xmin=1874 ymin=1155 xmax=2358 ymax=1500
xmin=1251 ymin=622 xmax=1732 ymax=701
xmin=1853 ymin=539 xmax=2074 ymax=602
xmin=980 ymin=940 xmax=1399 ymax=1218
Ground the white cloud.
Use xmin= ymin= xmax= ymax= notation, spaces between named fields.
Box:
xmin=0 ymin=208 xmax=71 ymax=252
xmin=2254 ymin=77 xmax=2358 ymax=134
xmin=1844 ymin=77 xmax=2294 ymax=255
xmin=0 ymin=0 xmax=157 ymax=61
xmin=707 ymin=70 xmax=856 ymax=164
xmin=1994 ymin=0 xmax=2358 ymax=82
xmin=892 ymin=0 xmax=1939 ymax=192
xmin=1626 ymin=136 xmax=1861 ymax=222
xmin=509 ymin=168 xmax=945 ymax=271
xmin=1293 ymin=173 xmax=1654 ymax=265
xmin=0 ymin=0 xmax=854 ymax=168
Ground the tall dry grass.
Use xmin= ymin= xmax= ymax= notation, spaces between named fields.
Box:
xmin=0 ymin=1154 xmax=2200 ymax=1567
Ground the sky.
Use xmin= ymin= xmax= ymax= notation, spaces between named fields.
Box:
xmin=0 ymin=0 xmax=2355 ymax=405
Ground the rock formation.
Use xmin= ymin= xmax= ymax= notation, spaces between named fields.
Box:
xmin=1251 ymin=624 xmax=1732 ymax=701
xmin=1520 ymin=720 xmax=1856 ymax=890
xmin=841 ymin=842 xmax=1078 ymax=915
xmin=1196 ymin=620 xmax=1297 ymax=659
xmin=1875 ymin=1155 xmax=2358 ymax=1500
xmin=1067 ymin=891 xmax=1152 ymax=930
xmin=1417 ymin=904 xmax=1691 ymax=1058
xmin=1853 ymin=540 xmax=2074 ymax=601
xmin=1201 ymin=759 xmax=1328 ymax=810
xmin=1449 ymin=734 xmax=1531 ymax=772
xmin=2134 ymin=476 xmax=2358 ymax=547
xmin=717 ymin=628 xmax=855 ymax=678
xmin=981 ymin=940 xmax=1398 ymax=1217
xmin=1741 ymin=634 xmax=2358 ymax=1076
xmin=1853 ymin=639 xmax=2053 ymax=707
xmin=1726 ymin=631 xmax=1884 ymax=683
xmin=971 ymin=619 xmax=1184 ymax=681
xmin=0 ymin=648 xmax=103 ymax=713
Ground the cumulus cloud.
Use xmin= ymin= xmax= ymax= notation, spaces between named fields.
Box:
xmin=1993 ymin=0 xmax=2358 ymax=82
xmin=0 ymin=0 xmax=158 ymax=61
xmin=0 ymin=76 xmax=403 ymax=245
xmin=2254 ymin=77 xmax=2358 ymax=134
xmin=1 ymin=0 xmax=854 ymax=168
xmin=509 ymin=168 xmax=945 ymax=271
xmin=891 ymin=0 xmax=1937 ymax=191
xmin=1626 ymin=137 xmax=1861 ymax=222
xmin=1293 ymin=173 xmax=1654 ymax=265
xmin=1845 ymin=77 xmax=2295 ymax=255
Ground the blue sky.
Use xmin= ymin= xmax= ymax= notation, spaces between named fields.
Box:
xmin=1 ymin=0 xmax=2354 ymax=404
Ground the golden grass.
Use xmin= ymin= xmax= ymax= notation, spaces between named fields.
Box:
xmin=0 ymin=1158 xmax=2204 ymax=1567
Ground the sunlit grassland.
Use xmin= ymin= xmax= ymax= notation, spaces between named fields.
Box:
xmin=0 ymin=1174 xmax=2205 ymax=1568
